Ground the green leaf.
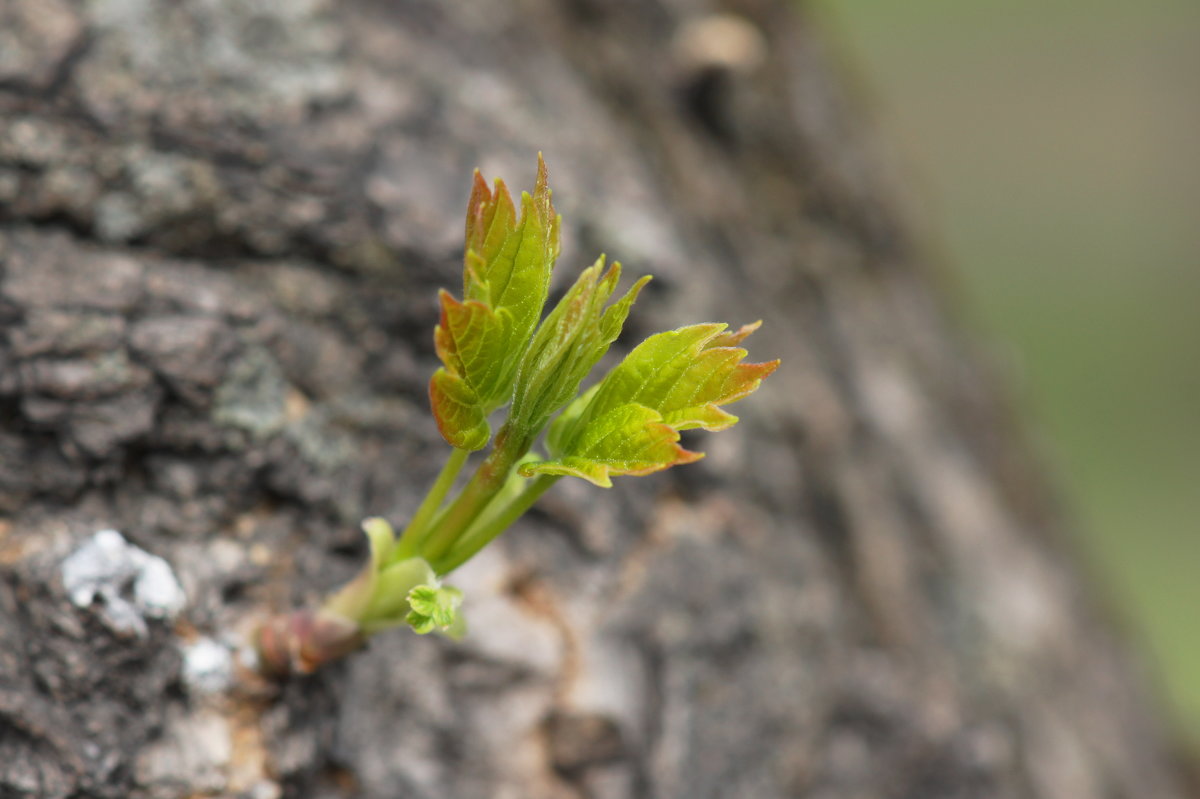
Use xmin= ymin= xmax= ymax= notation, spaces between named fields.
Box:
xmin=507 ymin=257 xmax=650 ymax=439
xmin=524 ymin=322 xmax=778 ymax=485
xmin=441 ymin=611 xmax=468 ymax=640
xmin=429 ymin=156 xmax=562 ymax=450
xmin=521 ymin=403 xmax=700 ymax=487
xmin=406 ymin=584 xmax=464 ymax=635
xmin=546 ymin=382 xmax=599 ymax=456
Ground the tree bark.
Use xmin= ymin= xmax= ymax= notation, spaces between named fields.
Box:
xmin=0 ymin=1 xmax=1189 ymax=797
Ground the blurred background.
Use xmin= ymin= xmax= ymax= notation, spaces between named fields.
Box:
xmin=816 ymin=0 xmax=1200 ymax=745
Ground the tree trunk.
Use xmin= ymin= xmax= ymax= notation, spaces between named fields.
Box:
xmin=0 ymin=1 xmax=1189 ymax=797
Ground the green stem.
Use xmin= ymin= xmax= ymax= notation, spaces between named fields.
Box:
xmin=433 ymin=474 xmax=559 ymax=574
xmin=419 ymin=426 xmax=530 ymax=563
xmin=394 ymin=447 xmax=470 ymax=559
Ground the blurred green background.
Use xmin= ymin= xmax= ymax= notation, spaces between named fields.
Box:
xmin=817 ymin=0 xmax=1200 ymax=742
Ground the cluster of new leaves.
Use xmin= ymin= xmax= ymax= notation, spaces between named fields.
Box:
xmin=420 ymin=157 xmax=775 ymax=626
xmin=430 ymin=156 xmax=776 ymax=470
xmin=405 ymin=584 xmax=464 ymax=635
xmin=429 ymin=156 xmax=561 ymax=451
xmin=260 ymin=158 xmax=777 ymax=674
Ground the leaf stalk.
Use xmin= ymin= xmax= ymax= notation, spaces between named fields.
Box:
xmin=419 ymin=424 xmax=532 ymax=565
xmin=435 ymin=473 xmax=559 ymax=574
xmin=395 ymin=447 xmax=470 ymax=559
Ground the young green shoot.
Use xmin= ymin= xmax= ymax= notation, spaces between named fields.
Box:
xmin=257 ymin=156 xmax=777 ymax=675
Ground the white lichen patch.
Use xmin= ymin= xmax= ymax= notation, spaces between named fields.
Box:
xmin=60 ymin=528 xmax=186 ymax=637
xmin=181 ymin=636 xmax=235 ymax=696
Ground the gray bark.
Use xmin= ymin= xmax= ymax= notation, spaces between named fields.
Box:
xmin=0 ymin=1 xmax=1189 ymax=797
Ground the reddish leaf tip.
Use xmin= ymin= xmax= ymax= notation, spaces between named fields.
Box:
xmin=435 ymin=287 xmax=461 ymax=321
xmin=711 ymin=320 xmax=763 ymax=347
xmin=471 ymin=168 xmax=488 ymax=193
xmin=755 ymin=358 xmax=781 ymax=379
